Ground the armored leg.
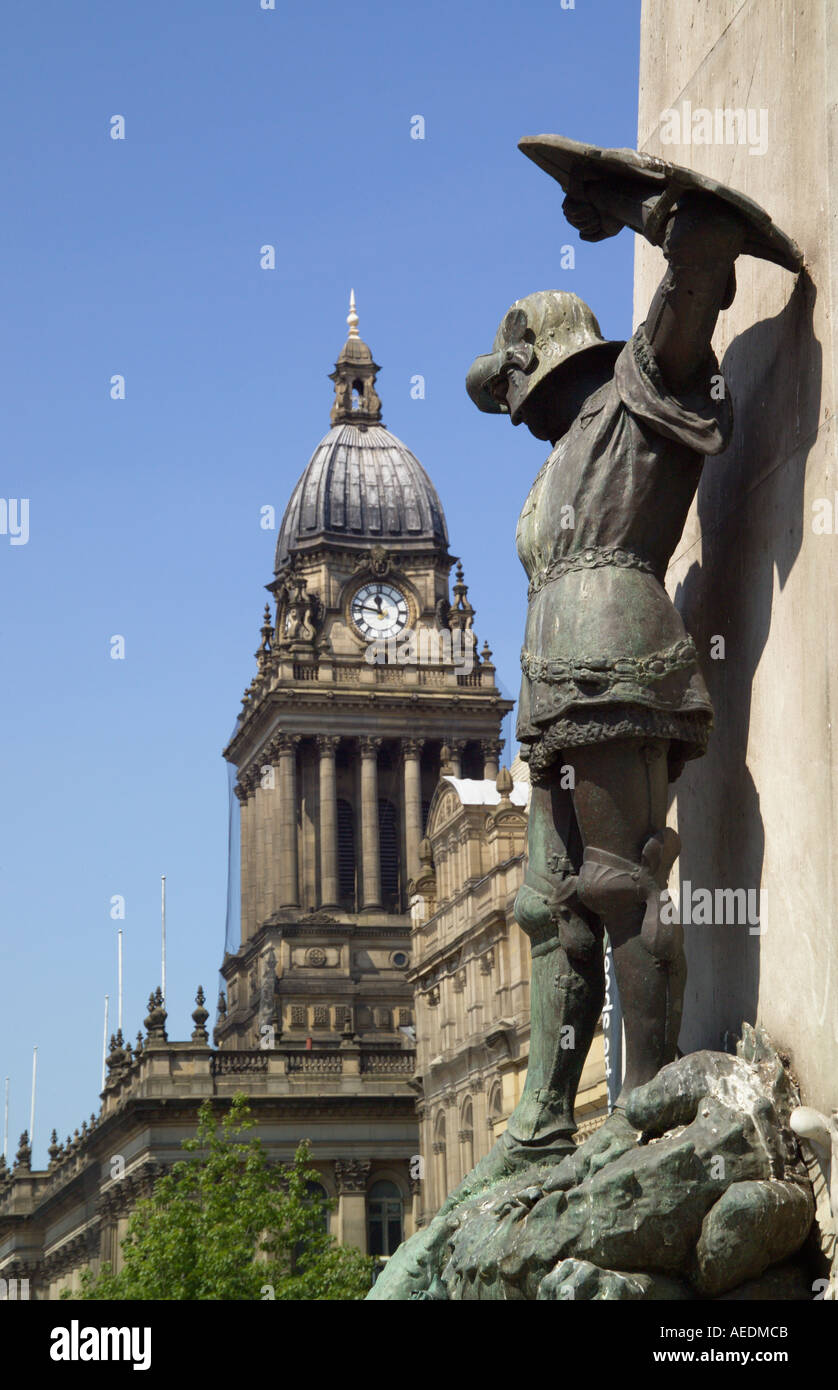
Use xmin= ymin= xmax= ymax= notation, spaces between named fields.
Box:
xmin=433 ymin=780 xmax=604 ymax=1214
xmin=577 ymin=832 xmax=685 ymax=1101
xmin=507 ymin=781 xmax=605 ymax=1153
xmin=566 ymin=738 xmax=686 ymax=1103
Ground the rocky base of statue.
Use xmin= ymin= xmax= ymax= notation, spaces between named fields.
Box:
xmin=369 ymin=1026 xmax=815 ymax=1301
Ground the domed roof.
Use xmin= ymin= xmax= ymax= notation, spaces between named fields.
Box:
xmin=275 ymin=421 xmax=449 ymax=572
xmin=274 ymin=294 xmax=449 ymax=572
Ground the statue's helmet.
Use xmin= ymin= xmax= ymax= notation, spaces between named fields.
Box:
xmin=466 ymin=290 xmax=623 ymax=425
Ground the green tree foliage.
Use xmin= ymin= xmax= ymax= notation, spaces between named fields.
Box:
xmin=65 ymin=1094 xmax=373 ymax=1301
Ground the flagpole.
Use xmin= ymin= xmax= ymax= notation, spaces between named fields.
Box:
xmin=161 ymin=874 xmax=167 ymax=1006
xmin=3 ymin=1077 xmax=8 ymax=1161
xmin=29 ymin=1047 xmax=37 ymax=1154
xmin=101 ymin=995 xmax=109 ymax=1090
xmin=118 ymin=928 xmax=123 ymax=1032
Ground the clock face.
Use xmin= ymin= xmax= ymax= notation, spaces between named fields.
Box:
xmin=351 ymin=582 xmax=409 ymax=640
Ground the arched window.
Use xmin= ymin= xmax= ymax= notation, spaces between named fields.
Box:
xmin=367 ymin=1180 xmax=404 ymax=1257
xmin=378 ymin=798 xmax=400 ymax=908
xmin=337 ymin=799 xmax=356 ymax=906
xmin=488 ymin=1083 xmax=503 ymax=1131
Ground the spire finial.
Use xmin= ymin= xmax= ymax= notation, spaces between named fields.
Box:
xmin=347 ymin=289 xmax=359 ymax=339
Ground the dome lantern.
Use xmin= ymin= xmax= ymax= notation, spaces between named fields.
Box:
xmin=329 ymin=290 xmax=383 ymax=428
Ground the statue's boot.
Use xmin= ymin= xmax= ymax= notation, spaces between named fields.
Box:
xmin=577 ymin=828 xmax=686 ymax=1106
xmin=438 ymin=872 xmax=604 ymax=1215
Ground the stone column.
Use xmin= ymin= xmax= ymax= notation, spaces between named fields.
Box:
xmin=402 ymin=737 xmax=425 ymax=882
xmin=249 ymin=778 xmax=265 ymax=931
xmin=359 ymin=736 xmax=382 ymax=909
xmin=449 ymin=739 xmax=465 ymax=778
xmin=235 ymin=783 xmax=251 ymax=942
xmin=481 ymin=738 xmax=503 ymax=781
xmin=276 ymin=734 xmax=300 ymax=908
xmin=267 ymin=739 xmax=282 ymax=920
xmin=317 ymin=735 xmax=340 ymax=908
xmin=334 ymin=1158 xmax=371 ymax=1253
xmin=258 ymin=757 xmax=275 ymax=924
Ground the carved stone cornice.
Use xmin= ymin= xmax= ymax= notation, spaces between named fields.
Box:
xmin=97 ymin=1161 xmax=166 ymax=1223
xmin=43 ymin=1226 xmax=100 ymax=1281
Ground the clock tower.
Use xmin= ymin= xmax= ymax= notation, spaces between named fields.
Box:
xmin=217 ymin=296 xmax=513 ymax=1057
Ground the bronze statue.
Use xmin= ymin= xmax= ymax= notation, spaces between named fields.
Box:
xmin=461 ymin=136 xmax=800 ymax=1171
xmin=369 ymin=137 xmax=802 ymax=1299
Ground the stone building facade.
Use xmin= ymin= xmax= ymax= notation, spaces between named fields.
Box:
xmin=0 ymin=990 xmax=420 ymax=1299
xmin=0 ymin=302 xmax=519 ymax=1296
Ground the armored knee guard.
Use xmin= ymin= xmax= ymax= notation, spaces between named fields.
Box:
xmin=515 ymin=867 xmax=600 ymax=963
xmin=577 ymin=828 xmax=682 ymax=960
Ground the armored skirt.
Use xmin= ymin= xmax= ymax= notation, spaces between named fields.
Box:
xmin=516 ymin=326 xmax=733 ymax=785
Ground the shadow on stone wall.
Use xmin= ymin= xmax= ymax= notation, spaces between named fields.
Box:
xmin=671 ymin=270 xmax=820 ymax=1054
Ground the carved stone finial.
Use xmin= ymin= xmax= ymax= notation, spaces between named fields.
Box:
xmin=105 ymin=1028 xmax=127 ymax=1080
xmin=496 ymin=766 xmax=514 ymax=800
xmin=448 ymin=560 xmax=476 ymax=638
xmin=347 ymin=288 xmax=360 ymax=339
xmin=192 ymin=985 xmax=209 ymax=1043
xmin=14 ymin=1131 xmax=31 ymax=1170
xmin=419 ymin=836 xmax=433 ymax=866
xmin=144 ymin=986 xmax=168 ymax=1043
xmin=48 ymin=1129 xmax=60 ymax=1166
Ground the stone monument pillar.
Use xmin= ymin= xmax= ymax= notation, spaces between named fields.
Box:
xmin=634 ymin=0 xmax=838 ymax=1116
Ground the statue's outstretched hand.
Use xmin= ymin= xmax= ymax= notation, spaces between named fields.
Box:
xmin=562 ymin=188 xmax=623 ymax=242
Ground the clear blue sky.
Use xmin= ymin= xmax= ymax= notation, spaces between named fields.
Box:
xmin=0 ymin=0 xmax=641 ymax=1162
